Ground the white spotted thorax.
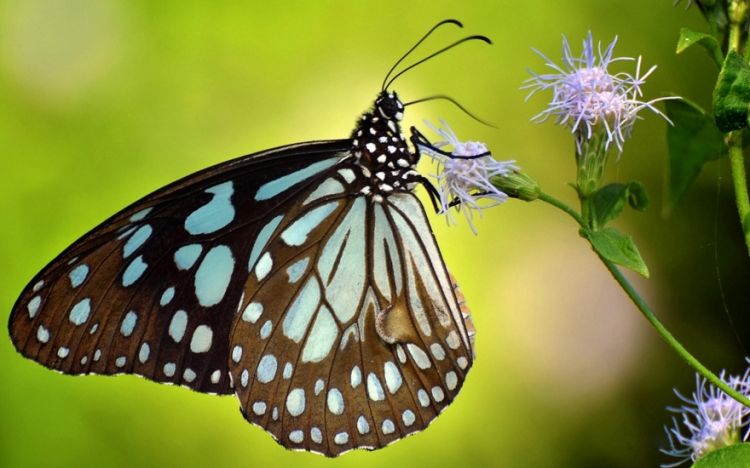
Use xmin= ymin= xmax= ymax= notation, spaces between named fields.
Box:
xmin=351 ymin=91 xmax=417 ymax=202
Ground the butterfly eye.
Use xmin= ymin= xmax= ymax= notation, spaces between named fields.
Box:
xmin=376 ymin=95 xmax=403 ymax=121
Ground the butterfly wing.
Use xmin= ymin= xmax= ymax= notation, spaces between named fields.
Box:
xmin=8 ymin=139 xmax=352 ymax=395
xmin=230 ymin=186 xmax=475 ymax=456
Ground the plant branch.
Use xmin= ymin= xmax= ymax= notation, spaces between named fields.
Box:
xmin=727 ymin=133 xmax=750 ymax=255
xmin=536 ymin=190 xmax=750 ymax=408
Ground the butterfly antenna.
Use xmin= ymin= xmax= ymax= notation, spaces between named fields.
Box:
xmin=404 ymin=95 xmax=496 ymax=127
xmin=381 ymin=19 xmax=464 ymax=92
xmin=384 ymin=35 xmax=492 ymax=91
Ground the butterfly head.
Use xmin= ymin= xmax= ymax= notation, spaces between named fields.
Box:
xmin=375 ymin=91 xmax=404 ymax=121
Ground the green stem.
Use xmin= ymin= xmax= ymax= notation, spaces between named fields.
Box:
xmin=538 ymin=192 xmax=585 ymax=227
xmin=537 ymin=190 xmax=750 ymax=408
xmin=728 ymin=132 xmax=750 ymax=256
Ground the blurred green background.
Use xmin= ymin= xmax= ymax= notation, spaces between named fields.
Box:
xmin=1 ymin=1 xmax=748 ymax=467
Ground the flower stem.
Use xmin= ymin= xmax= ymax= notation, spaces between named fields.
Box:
xmin=537 ymin=190 xmax=750 ymax=408
xmin=727 ymin=132 xmax=750 ymax=256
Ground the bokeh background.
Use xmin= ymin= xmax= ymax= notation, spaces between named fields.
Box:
xmin=1 ymin=1 xmax=748 ymax=467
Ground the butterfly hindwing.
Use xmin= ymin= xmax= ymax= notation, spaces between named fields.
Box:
xmin=230 ymin=188 xmax=474 ymax=456
xmin=9 ymin=140 xmax=351 ymax=394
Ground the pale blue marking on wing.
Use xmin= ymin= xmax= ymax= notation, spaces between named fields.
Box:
xmin=303 ymin=178 xmax=345 ymax=205
xmin=318 ymin=197 xmax=366 ymax=323
xmin=389 ymin=199 xmax=453 ymax=333
xmin=174 ymin=244 xmax=203 ymax=270
xmin=123 ymin=224 xmax=153 ymax=258
xmin=286 ymin=257 xmax=310 ymax=284
xmin=69 ymin=298 xmax=91 ymax=325
xmin=185 ymin=181 xmax=235 ymax=235
xmin=160 ymin=286 xmax=175 ymax=306
xmin=248 ymin=215 xmax=283 ymax=272
xmin=257 ymin=354 xmax=278 ymax=383
xmin=68 ymin=264 xmax=89 ymax=288
xmin=280 ymin=202 xmax=339 ymax=246
xmin=372 ymin=204 xmax=403 ymax=301
xmin=129 ymin=207 xmax=152 ymax=222
xmin=120 ymin=310 xmax=138 ymax=337
xmin=282 ymin=277 xmax=321 ymax=343
xmin=194 ymin=245 xmax=235 ymax=307
xmin=390 ymin=194 xmax=460 ymax=328
xmin=122 ymin=255 xmax=148 ymax=287
xmin=255 ymin=252 xmax=273 ymax=281
xmin=169 ymin=310 xmax=188 ymax=342
xmin=301 ymin=305 xmax=338 ymax=363
xmin=255 ymin=158 xmax=339 ymax=201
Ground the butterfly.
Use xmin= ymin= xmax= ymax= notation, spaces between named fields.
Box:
xmin=8 ymin=19 xmax=488 ymax=457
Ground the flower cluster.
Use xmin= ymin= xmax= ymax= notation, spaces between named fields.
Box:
xmin=661 ymin=368 xmax=750 ymax=467
xmin=418 ymin=119 xmax=517 ymax=234
xmin=524 ymin=31 xmax=674 ymax=153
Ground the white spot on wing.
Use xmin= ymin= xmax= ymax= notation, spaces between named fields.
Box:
xmin=120 ymin=310 xmax=138 ymax=337
xmin=327 ymin=388 xmax=344 ymax=415
xmin=242 ymin=302 xmax=263 ymax=323
xmin=407 ymin=343 xmax=431 ymax=369
xmin=257 ymin=354 xmax=277 ymax=383
xmin=174 ymin=244 xmax=203 ymax=270
xmin=68 ymin=264 xmax=89 ymax=288
xmin=69 ymin=298 xmax=91 ymax=325
xmin=286 ymin=388 xmax=306 ymax=417
xmin=27 ymin=296 xmax=41 ymax=318
xmin=351 ymin=366 xmax=362 ymax=388
xmin=168 ymin=310 xmax=188 ymax=342
xmin=253 ymin=401 xmax=267 ymax=416
xmin=190 ymin=325 xmax=213 ymax=353
xmin=366 ymin=373 xmax=385 ymax=401
xmin=123 ymin=225 xmax=152 ymax=258
xmin=357 ymin=415 xmax=370 ymax=434
xmin=194 ymin=245 xmax=235 ymax=307
xmin=122 ymin=255 xmax=148 ymax=287
xmin=255 ymin=252 xmax=273 ymax=281
xmin=383 ymin=361 xmax=402 ymax=394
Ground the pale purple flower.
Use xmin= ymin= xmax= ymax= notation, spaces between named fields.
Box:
xmin=661 ymin=368 xmax=750 ymax=467
xmin=524 ymin=32 xmax=675 ymax=153
xmin=419 ymin=118 xmax=517 ymax=234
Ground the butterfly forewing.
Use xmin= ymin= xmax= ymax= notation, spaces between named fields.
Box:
xmin=230 ymin=186 xmax=474 ymax=456
xmin=9 ymin=140 xmax=351 ymax=394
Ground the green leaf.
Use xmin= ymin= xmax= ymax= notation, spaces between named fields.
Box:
xmin=585 ymin=228 xmax=649 ymax=278
xmin=676 ymin=27 xmax=723 ymax=67
xmin=626 ymin=181 xmax=649 ymax=211
xmin=713 ymin=50 xmax=750 ymax=132
xmin=692 ymin=443 xmax=750 ymax=468
xmin=664 ymin=98 xmax=727 ymax=213
xmin=589 ymin=182 xmax=650 ymax=228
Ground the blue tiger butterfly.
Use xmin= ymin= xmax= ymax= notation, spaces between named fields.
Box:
xmin=8 ymin=19 xmax=489 ymax=456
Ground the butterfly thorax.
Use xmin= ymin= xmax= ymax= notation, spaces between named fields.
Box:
xmin=350 ymin=91 xmax=418 ymax=201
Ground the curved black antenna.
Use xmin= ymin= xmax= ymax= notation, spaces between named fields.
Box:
xmin=381 ymin=19 xmax=464 ymax=91
xmin=405 ymin=95 xmax=496 ymax=128
xmin=384 ymin=35 xmax=492 ymax=91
